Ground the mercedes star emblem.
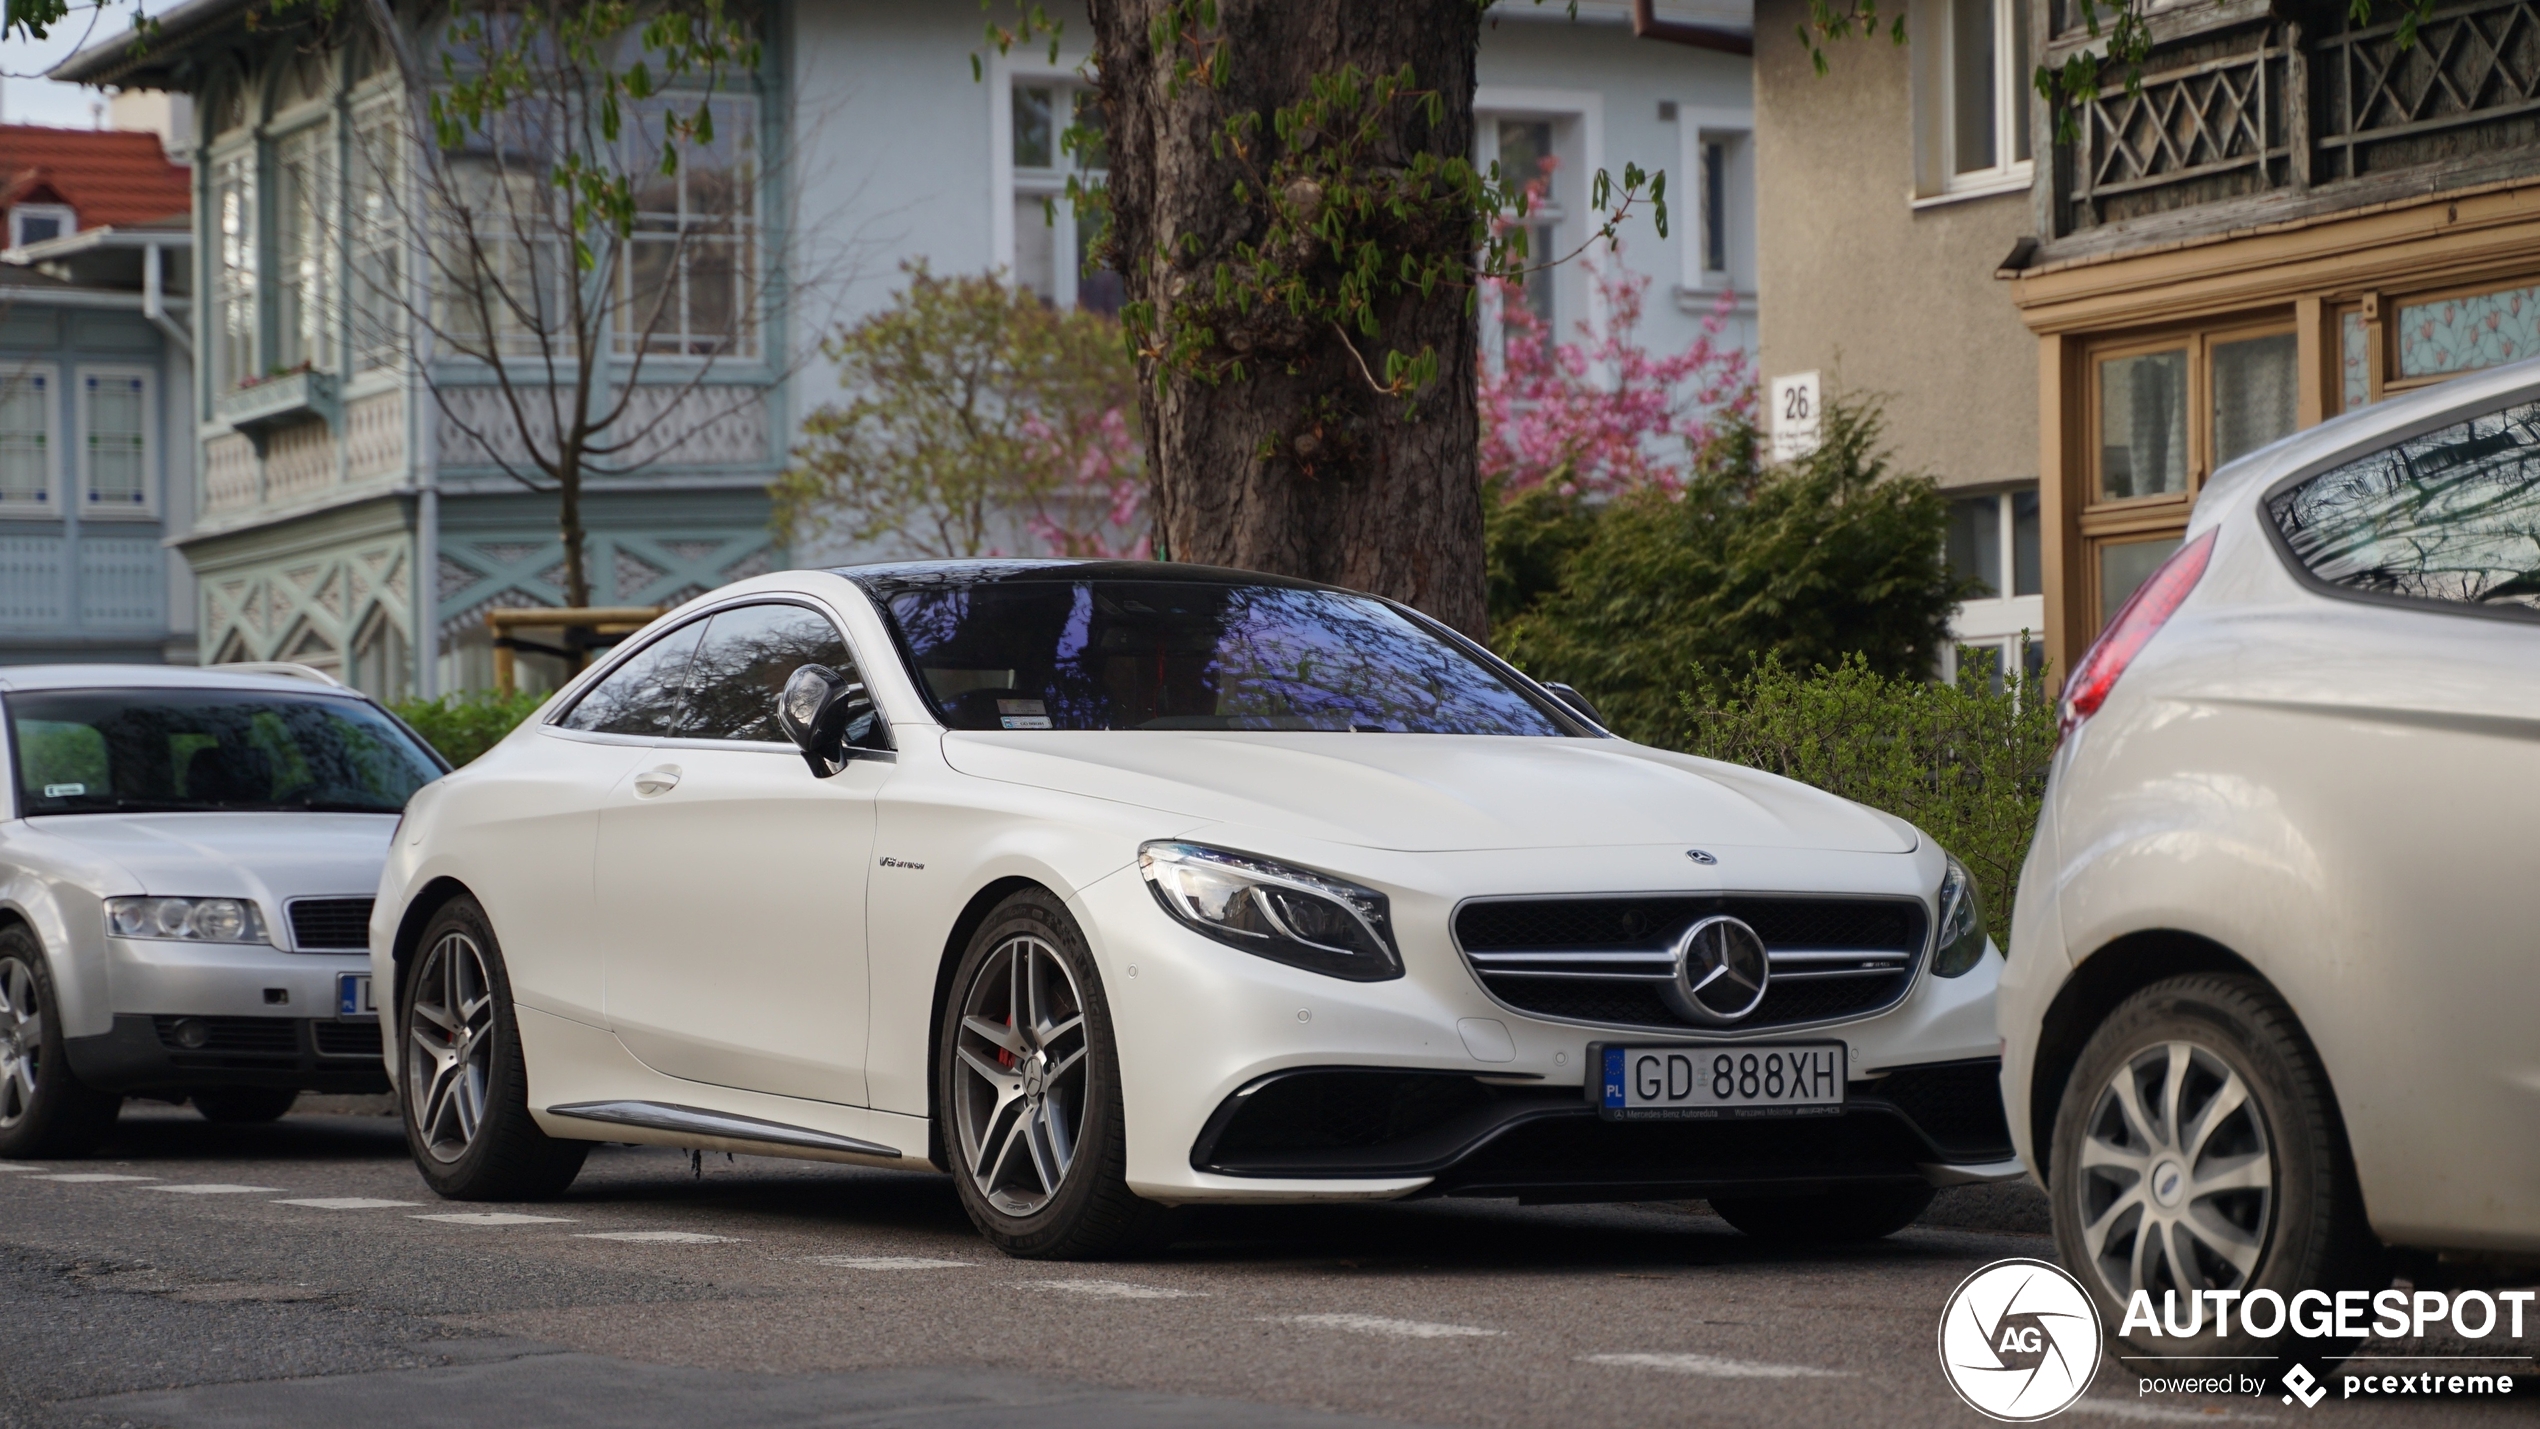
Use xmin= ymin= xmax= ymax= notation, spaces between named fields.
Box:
xmin=1664 ymin=914 xmax=1771 ymax=1024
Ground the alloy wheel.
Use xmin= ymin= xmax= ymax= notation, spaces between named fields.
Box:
xmin=408 ymin=930 xmax=496 ymax=1164
xmin=0 ymin=958 xmax=40 ymax=1130
xmin=2076 ymin=1040 xmax=2275 ymax=1305
xmin=952 ymin=933 xmax=1089 ymax=1216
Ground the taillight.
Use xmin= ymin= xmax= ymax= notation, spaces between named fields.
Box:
xmin=2059 ymin=528 xmax=2217 ymax=738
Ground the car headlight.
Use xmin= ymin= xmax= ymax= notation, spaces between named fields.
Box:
xmin=1137 ymin=841 xmax=1403 ymax=982
xmin=1931 ymin=855 xmax=1988 ymax=978
xmin=105 ymin=896 xmax=269 ymax=945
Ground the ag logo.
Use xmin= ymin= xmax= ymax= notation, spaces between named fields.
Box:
xmin=1937 ymin=1258 xmax=2103 ymax=1421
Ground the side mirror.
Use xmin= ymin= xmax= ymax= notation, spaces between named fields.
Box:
xmin=776 ymin=664 xmax=890 ymax=776
xmin=1543 ymin=681 xmax=1606 ymax=729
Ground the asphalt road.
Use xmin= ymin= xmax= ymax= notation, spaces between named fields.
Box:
xmin=1 ymin=1099 xmax=2528 ymax=1429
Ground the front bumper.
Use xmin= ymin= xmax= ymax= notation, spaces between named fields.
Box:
xmin=64 ymin=1014 xmax=389 ymax=1095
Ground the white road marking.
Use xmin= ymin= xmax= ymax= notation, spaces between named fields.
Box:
xmin=2066 ymin=1402 xmax=2280 ymax=1423
xmin=30 ymin=1173 xmax=156 ymax=1183
xmin=144 ymin=1184 xmax=283 ymax=1194
xmin=1033 ymin=1279 xmax=1204 ymax=1300
xmin=807 ymin=1255 xmax=974 ymax=1270
xmin=273 ymin=1197 xmax=422 ymax=1210
xmin=576 ymin=1231 xmax=734 ymax=1244
xmin=0 ymin=1162 xmax=41 ymax=1171
xmin=412 ymin=1212 xmax=576 ymax=1226
xmin=1270 ymin=1314 xmax=1502 ymax=1339
xmin=1582 ymin=1352 xmax=1848 ymax=1379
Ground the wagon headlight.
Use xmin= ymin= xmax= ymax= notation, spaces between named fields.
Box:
xmin=1138 ymin=841 xmax=1403 ymax=982
xmin=105 ymin=896 xmax=269 ymax=945
xmin=1932 ymin=855 xmax=1988 ymax=978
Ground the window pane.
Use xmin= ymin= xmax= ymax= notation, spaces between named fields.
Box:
xmin=1947 ymin=495 xmax=2002 ymax=598
xmin=1956 ymin=641 xmax=2006 ymax=694
xmin=2211 ymin=332 xmax=2298 ymax=466
xmin=2008 ymin=0 xmax=2032 ymax=163
xmin=1013 ymin=194 xmax=1057 ymax=301
xmin=350 ymin=111 xmax=404 ymax=372
xmin=1952 ymin=0 xmax=1998 ymax=174
xmin=561 ymin=619 xmax=707 ymax=736
xmin=1498 ymin=120 xmax=1555 ymax=193
xmin=2396 ymin=281 xmax=2540 ymax=380
xmin=1069 ymin=88 xmax=1108 ymax=172
xmin=676 ymin=603 xmax=858 ymax=742
xmin=2098 ymin=350 xmax=2188 ymax=501
xmin=1075 ymin=216 xmax=1122 ymax=318
xmin=2099 ymin=536 xmax=2182 ymax=628
xmin=2339 ymin=308 xmax=2370 ymax=414
xmin=276 ymin=128 xmax=332 ymax=373
xmin=14 ymin=213 xmax=61 ymax=245
xmin=215 ymin=156 xmax=256 ymax=391
xmin=0 ymin=373 xmax=49 ymax=505
xmin=1701 ymin=139 xmax=1728 ymax=275
xmin=2011 ymin=488 xmax=2042 ymax=596
xmin=1014 ymin=86 xmax=1054 ymax=169
xmin=85 ymin=374 xmax=146 ymax=508
xmin=2269 ymin=395 xmax=2540 ymax=614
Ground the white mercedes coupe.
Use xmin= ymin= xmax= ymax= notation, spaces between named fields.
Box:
xmin=374 ymin=561 xmax=2016 ymax=1257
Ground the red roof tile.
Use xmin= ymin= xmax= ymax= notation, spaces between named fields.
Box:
xmin=0 ymin=125 xmax=190 ymax=230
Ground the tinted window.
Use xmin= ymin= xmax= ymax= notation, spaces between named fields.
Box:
xmin=881 ymin=580 xmax=1567 ymax=735
xmin=560 ymin=620 xmax=706 ymax=735
xmin=677 ymin=603 xmax=860 ymax=742
xmin=8 ymin=689 xmax=441 ymax=815
xmin=2270 ymin=396 xmax=2540 ymax=612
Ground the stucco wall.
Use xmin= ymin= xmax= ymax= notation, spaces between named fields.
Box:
xmin=1751 ymin=0 xmax=2035 ymax=491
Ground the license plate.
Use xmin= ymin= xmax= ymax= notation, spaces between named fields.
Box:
xmin=336 ymin=973 xmax=377 ymax=1019
xmin=1592 ymin=1042 xmax=1846 ymax=1120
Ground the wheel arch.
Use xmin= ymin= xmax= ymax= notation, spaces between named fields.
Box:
xmin=923 ymin=875 xmax=1051 ymax=1172
xmin=388 ymin=876 xmax=477 ymax=1030
xmin=2028 ymin=929 xmax=2263 ymax=1187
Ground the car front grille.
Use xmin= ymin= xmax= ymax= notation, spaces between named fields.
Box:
xmin=287 ymin=898 xmax=374 ymax=951
xmin=312 ymin=1021 xmax=383 ymax=1058
xmin=1453 ymin=894 xmax=1928 ymax=1034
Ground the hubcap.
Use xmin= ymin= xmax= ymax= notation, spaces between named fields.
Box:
xmin=2075 ymin=1041 xmax=2274 ymax=1310
xmin=407 ymin=931 xmax=496 ymax=1164
xmin=0 ymin=957 xmax=41 ymax=1130
xmin=951 ymin=934 xmax=1088 ymax=1217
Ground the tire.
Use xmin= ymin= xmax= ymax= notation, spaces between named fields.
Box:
xmin=192 ymin=1088 xmax=300 ymax=1123
xmin=0 ymin=927 xmax=121 ymax=1159
xmin=1711 ymin=1183 xmax=1936 ymax=1244
xmin=937 ymin=888 xmax=1174 ymax=1259
xmin=399 ymin=896 xmax=587 ymax=1200
xmin=2049 ymin=974 xmax=2380 ymax=1367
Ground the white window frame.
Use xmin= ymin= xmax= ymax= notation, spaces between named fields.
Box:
xmin=1673 ymin=106 xmax=1752 ymax=297
xmin=1910 ymin=0 xmax=2034 ymax=205
xmin=1474 ymin=88 xmax=1604 ymax=365
xmin=990 ymin=55 xmax=1109 ymax=311
xmin=1942 ymin=484 xmax=2045 ymax=686
xmin=0 ymin=363 xmax=61 ymax=518
xmin=77 ymin=365 xmax=156 ymax=521
xmin=8 ymin=203 xmax=76 ymax=249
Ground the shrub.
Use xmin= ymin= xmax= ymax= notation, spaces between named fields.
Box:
xmin=1678 ymin=654 xmax=2056 ymax=945
xmin=1490 ymin=397 xmax=1963 ymax=745
xmin=391 ymin=690 xmax=549 ymax=769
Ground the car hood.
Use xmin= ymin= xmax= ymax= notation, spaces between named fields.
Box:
xmin=936 ymin=732 xmax=1915 ymax=854
xmin=21 ymin=812 xmax=398 ymax=898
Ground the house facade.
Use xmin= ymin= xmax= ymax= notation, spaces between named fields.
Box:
xmin=57 ymin=0 xmax=1761 ymax=697
xmin=1757 ymin=0 xmax=2540 ymax=681
xmin=0 ymin=126 xmax=198 ymax=665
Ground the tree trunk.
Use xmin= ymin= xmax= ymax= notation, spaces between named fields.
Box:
xmin=556 ymin=459 xmax=591 ymax=609
xmin=1089 ymin=0 xmax=1488 ymax=635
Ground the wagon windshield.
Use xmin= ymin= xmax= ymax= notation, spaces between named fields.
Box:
xmin=7 ymin=689 xmax=443 ymax=815
xmin=879 ymin=580 xmax=1573 ymax=735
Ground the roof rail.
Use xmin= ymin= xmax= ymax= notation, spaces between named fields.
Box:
xmin=211 ymin=661 xmax=345 ymax=688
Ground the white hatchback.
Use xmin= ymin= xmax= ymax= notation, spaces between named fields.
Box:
xmin=377 ymin=561 xmax=2016 ymax=1257
xmin=2001 ymin=359 xmax=2540 ymax=1360
xmin=0 ymin=664 xmax=445 ymax=1157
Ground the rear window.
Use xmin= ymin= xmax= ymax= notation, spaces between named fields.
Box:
xmin=877 ymin=579 xmax=1568 ymax=735
xmin=7 ymin=688 xmax=442 ymax=816
xmin=2269 ymin=395 xmax=2540 ymax=612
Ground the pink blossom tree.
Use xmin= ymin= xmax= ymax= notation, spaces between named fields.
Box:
xmin=1478 ymin=246 xmax=1753 ymax=499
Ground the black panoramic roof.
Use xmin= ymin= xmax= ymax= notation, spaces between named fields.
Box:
xmin=832 ymin=558 xmax=1342 ymax=600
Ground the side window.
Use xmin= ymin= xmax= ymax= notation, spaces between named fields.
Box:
xmin=2269 ymin=395 xmax=2540 ymax=613
xmin=677 ymin=603 xmax=863 ymax=743
xmin=558 ymin=620 xmax=708 ymax=736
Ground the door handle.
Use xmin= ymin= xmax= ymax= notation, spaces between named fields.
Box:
xmin=632 ymin=766 xmax=682 ymax=797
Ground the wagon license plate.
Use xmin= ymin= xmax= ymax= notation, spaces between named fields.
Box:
xmin=1592 ymin=1042 xmax=1845 ymax=1121
xmin=336 ymin=973 xmax=377 ymax=1020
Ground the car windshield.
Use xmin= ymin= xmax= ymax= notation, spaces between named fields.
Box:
xmin=7 ymin=688 xmax=443 ymax=816
xmin=878 ymin=579 xmax=1571 ymax=735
